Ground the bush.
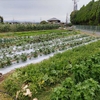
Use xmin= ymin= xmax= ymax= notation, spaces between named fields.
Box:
xmin=0 ymin=24 xmax=60 ymax=32
xmin=51 ymin=78 xmax=100 ymax=100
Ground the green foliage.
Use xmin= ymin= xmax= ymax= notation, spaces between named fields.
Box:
xmin=72 ymin=64 xmax=88 ymax=84
xmin=71 ymin=79 xmax=100 ymax=100
xmin=40 ymin=20 xmax=48 ymax=24
xmin=51 ymin=49 xmax=100 ymax=100
xmin=21 ymin=53 xmax=27 ymax=62
xmin=70 ymin=11 xmax=78 ymax=24
xmin=0 ymin=16 xmax=3 ymax=23
xmin=0 ymin=29 xmax=73 ymax=38
xmin=3 ymin=40 xmax=100 ymax=99
xmin=0 ymin=24 xmax=60 ymax=32
xmin=0 ymin=24 xmax=10 ymax=32
xmin=51 ymin=86 xmax=68 ymax=100
xmin=51 ymin=78 xmax=100 ymax=100
xmin=51 ymin=78 xmax=73 ymax=100
xmin=70 ymin=0 xmax=100 ymax=25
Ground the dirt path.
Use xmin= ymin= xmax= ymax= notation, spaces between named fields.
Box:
xmin=0 ymin=70 xmax=14 ymax=83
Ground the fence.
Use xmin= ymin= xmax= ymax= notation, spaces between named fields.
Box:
xmin=75 ymin=25 xmax=100 ymax=32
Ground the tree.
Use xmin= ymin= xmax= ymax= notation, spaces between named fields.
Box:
xmin=70 ymin=0 xmax=100 ymax=25
xmin=70 ymin=11 xmax=78 ymax=24
xmin=95 ymin=0 xmax=100 ymax=25
xmin=0 ymin=16 xmax=3 ymax=23
xmin=40 ymin=20 xmax=48 ymax=24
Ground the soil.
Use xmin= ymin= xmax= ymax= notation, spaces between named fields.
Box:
xmin=0 ymin=70 xmax=14 ymax=83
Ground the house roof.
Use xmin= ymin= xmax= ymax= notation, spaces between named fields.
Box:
xmin=48 ymin=18 xmax=60 ymax=21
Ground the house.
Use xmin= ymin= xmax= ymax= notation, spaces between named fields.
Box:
xmin=47 ymin=18 xmax=61 ymax=24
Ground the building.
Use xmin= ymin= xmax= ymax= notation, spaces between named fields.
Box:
xmin=47 ymin=18 xmax=61 ymax=24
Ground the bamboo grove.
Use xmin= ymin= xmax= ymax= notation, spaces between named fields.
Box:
xmin=70 ymin=0 xmax=100 ymax=25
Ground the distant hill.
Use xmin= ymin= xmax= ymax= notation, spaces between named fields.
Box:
xmin=70 ymin=0 xmax=100 ymax=25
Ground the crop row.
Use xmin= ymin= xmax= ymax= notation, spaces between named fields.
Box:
xmin=0 ymin=31 xmax=78 ymax=48
xmin=0 ymin=34 xmax=89 ymax=54
xmin=3 ymin=40 xmax=100 ymax=99
xmin=0 ymin=34 xmax=99 ymax=68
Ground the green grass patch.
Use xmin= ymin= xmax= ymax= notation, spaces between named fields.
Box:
xmin=0 ymin=29 xmax=71 ymax=38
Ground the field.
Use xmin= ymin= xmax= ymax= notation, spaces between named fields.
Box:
xmin=0 ymin=29 xmax=100 ymax=100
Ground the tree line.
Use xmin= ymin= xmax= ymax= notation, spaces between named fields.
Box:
xmin=70 ymin=0 xmax=100 ymax=25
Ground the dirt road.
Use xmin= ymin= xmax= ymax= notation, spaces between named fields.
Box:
xmin=77 ymin=29 xmax=100 ymax=36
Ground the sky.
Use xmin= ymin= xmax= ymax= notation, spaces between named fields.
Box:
xmin=0 ymin=0 xmax=92 ymax=22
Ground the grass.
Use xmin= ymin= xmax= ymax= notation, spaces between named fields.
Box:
xmin=0 ymin=29 xmax=68 ymax=38
xmin=0 ymin=72 xmax=53 ymax=100
xmin=35 ymin=89 xmax=51 ymax=100
xmin=30 ymin=83 xmax=61 ymax=100
xmin=0 ymin=74 xmax=13 ymax=100
xmin=0 ymin=93 xmax=13 ymax=100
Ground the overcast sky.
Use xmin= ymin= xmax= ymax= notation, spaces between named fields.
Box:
xmin=0 ymin=0 xmax=92 ymax=22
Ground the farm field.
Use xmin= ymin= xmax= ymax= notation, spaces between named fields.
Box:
xmin=0 ymin=30 xmax=99 ymax=73
xmin=0 ymin=29 xmax=100 ymax=100
xmin=0 ymin=30 xmax=81 ymax=73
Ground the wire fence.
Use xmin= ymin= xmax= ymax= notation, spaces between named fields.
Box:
xmin=75 ymin=25 xmax=100 ymax=32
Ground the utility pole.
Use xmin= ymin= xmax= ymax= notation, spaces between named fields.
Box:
xmin=72 ymin=0 xmax=79 ymax=11
xmin=66 ymin=13 xmax=68 ymax=25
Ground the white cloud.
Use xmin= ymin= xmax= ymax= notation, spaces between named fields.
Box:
xmin=0 ymin=0 xmax=92 ymax=22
